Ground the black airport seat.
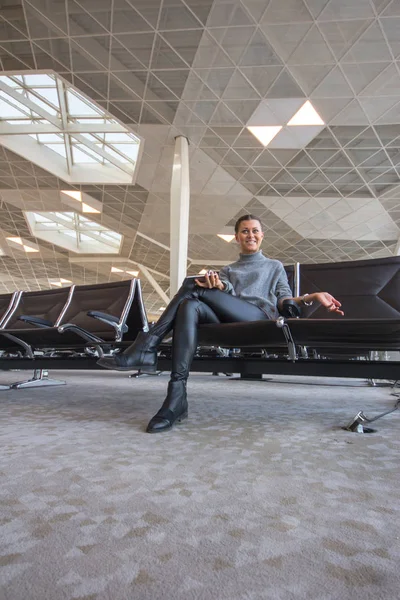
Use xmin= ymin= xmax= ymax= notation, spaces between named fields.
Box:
xmin=0 ymin=279 xmax=142 ymax=354
xmin=195 ymin=264 xmax=297 ymax=355
xmin=0 ymin=287 xmax=73 ymax=355
xmin=286 ymin=317 xmax=400 ymax=353
xmin=197 ymin=319 xmax=287 ymax=349
xmin=285 ymin=256 xmax=400 ymax=355
xmin=195 ymin=256 xmax=400 ymax=360
xmin=120 ymin=277 xmax=149 ymax=343
xmin=2 ymin=286 xmax=73 ymax=331
xmin=299 ymin=256 xmax=400 ymax=319
xmin=284 ymin=263 xmax=297 ymax=297
xmin=0 ymin=291 xmax=21 ymax=328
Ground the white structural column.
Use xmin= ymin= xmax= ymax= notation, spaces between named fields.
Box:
xmin=395 ymin=235 xmax=400 ymax=256
xmin=170 ymin=135 xmax=190 ymax=297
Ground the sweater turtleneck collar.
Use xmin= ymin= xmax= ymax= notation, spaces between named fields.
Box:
xmin=238 ymin=250 xmax=265 ymax=262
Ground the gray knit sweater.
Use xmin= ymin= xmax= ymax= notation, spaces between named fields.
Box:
xmin=219 ymin=251 xmax=293 ymax=319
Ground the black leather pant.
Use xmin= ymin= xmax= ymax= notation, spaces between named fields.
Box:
xmin=151 ymin=279 xmax=269 ymax=382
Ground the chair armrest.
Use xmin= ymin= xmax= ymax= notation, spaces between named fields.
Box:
xmin=87 ymin=310 xmax=128 ymax=340
xmin=279 ymin=299 xmax=301 ymax=319
xmin=19 ymin=315 xmax=53 ymax=328
xmin=57 ymin=324 xmax=106 ymax=358
xmin=87 ymin=310 xmax=119 ymax=325
xmin=58 ymin=323 xmax=105 ymax=344
xmin=0 ymin=331 xmax=34 ymax=358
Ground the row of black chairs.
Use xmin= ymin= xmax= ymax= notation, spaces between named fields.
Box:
xmin=198 ymin=255 xmax=400 ymax=358
xmin=0 ymin=279 xmax=147 ymax=356
xmin=0 ymin=256 xmax=399 ymax=387
xmin=0 ymin=279 xmax=148 ymax=388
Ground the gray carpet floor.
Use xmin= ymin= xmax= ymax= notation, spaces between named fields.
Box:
xmin=0 ymin=370 xmax=399 ymax=600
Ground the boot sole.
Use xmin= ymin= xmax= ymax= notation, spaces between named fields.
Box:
xmin=146 ymin=411 xmax=188 ymax=433
xmin=97 ymin=361 xmax=157 ymax=373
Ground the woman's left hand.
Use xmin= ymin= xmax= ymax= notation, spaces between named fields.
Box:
xmin=312 ymin=292 xmax=344 ymax=315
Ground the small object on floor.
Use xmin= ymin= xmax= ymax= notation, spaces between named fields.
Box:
xmin=343 ymin=400 xmax=400 ymax=433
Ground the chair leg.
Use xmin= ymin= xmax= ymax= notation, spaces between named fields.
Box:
xmin=10 ymin=369 xmax=66 ymax=389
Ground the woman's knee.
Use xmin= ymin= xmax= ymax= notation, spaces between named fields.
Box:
xmin=176 ymin=297 xmax=200 ymax=319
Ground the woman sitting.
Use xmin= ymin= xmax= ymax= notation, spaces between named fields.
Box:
xmin=98 ymin=214 xmax=343 ymax=433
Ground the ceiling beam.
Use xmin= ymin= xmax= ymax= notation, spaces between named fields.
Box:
xmin=56 ymin=78 xmax=72 ymax=174
xmin=0 ymin=81 xmax=59 ymax=125
xmin=0 ymin=123 xmax=129 ymax=135
xmin=137 ymin=263 xmax=170 ymax=305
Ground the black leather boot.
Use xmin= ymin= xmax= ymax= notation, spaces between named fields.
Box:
xmin=97 ymin=331 xmax=159 ymax=372
xmin=97 ymin=279 xmax=199 ymax=372
xmin=146 ymin=380 xmax=188 ymax=433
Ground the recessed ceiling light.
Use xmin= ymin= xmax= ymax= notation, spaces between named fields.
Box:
xmin=61 ymin=190 xmax=82 ymax=201
xmin=159 ymin=307 xmax=165 ymax=312
xmin=111 ymin=267 xmax=124 ymax=273
xmin=199 ymin=269 xmax=208 ymax=275
xmin=81 ymin=202 xmax=100 ymax=213
xmin=7 ymin=236 xmax=23 ymax=245
xmin=247 ymin=126 xmax=282 ymax=146
xmin=50 ymin=278 xmax=71 ymax=286
xmin=217 ymin=234 xmax=235 ymax=243
xmin=287 ymin=101 xmax=324 ymax=126
xmin=126 ymin=270 xmax=139 ymax=277
xmin=7 ymin=236 xmax=39 ymax=252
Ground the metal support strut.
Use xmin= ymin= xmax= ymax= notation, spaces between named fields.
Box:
xmin=10 ymin=369 xmax=66 ymax=389
xmin=276 ymin=317 xmax=297 ymax=361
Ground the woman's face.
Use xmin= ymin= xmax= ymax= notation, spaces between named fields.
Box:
xmin=235 ymin=219 xmax=264 ymax=254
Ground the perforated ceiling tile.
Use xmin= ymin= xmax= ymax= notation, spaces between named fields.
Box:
xmin=0 ymin=0 xmax=400 ymax=303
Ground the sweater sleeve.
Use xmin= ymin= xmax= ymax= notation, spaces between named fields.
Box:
xmin=274 ymin=264 xmax=293 ymax=301
xmin=218 ymin=266 xmax=234 ymax=295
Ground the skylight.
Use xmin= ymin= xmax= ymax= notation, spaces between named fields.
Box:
xmin=24 ymin=211 xmax=122 ymax=254
xmin=0 ymin=72 xmax=142 ymax=184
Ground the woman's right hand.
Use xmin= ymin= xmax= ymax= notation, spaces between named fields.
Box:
xmin=195 ymin=270 xmax=225 ymax=290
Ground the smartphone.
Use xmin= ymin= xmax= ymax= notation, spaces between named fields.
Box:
xmin=185 ymin=275 xmax=206 ymax=283
xmin=185 ymin=272 xmax=219 ymax=284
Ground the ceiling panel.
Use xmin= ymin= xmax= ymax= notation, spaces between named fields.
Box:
xmin=0 ymin=0 xmax=399 ymax=314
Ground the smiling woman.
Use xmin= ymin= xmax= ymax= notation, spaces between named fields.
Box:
xmin=235 ymin=216 xmax=264 ymax=254
xmin=98 ymin=214 xmax=343 ymax=434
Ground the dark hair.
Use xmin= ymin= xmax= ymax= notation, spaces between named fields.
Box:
xmin=234 ymin=214 xmax=262 ymax=234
